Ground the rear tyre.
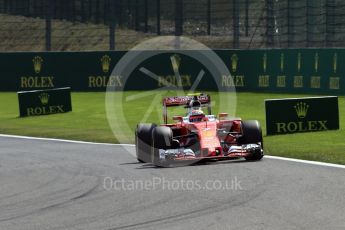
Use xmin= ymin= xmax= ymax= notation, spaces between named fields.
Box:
xmin=238 ymin=120 xmax=264 ymax=161
xmin=135 ymin=123 xmax=156 ymax=163
xmin=152 ymin=126 xmax=173 ymax=166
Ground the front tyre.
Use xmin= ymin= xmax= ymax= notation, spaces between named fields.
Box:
xmin=135 ymin=123 xmax=156 ymax=163
xmin=152 ymin=126 xmax=173 ymax=166
xmin=239 ymin=120 xmax=264 ymax=161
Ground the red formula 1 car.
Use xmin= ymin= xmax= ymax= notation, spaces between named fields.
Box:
xmin=135 ymin=94 xmax=263 ymax=166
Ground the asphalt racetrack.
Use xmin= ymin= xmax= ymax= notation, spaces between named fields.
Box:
xmin=0 ymin=136 xmax=344 ymax=230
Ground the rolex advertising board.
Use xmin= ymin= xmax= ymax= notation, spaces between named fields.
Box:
xmin=18 ymin=87 xmax=72 ymax=117
xmin=216 ymin=49 xmax=342 ymax=93
xmin=0 ymin=51 xmax=125 ymax=92
xmin=0 ymin=49 xmax=344 ymax=93
xmin=265 ymin=96 xmax=339 ymax=135
xmin=124 ymin=52 xmax=217 ymax=91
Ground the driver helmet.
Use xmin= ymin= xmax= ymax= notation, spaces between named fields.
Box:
xmin=189 ymin=97 xmax=204 ymax=116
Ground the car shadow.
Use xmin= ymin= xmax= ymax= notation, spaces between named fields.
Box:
xmin=130 ymin=158 xmax=262 ymax=169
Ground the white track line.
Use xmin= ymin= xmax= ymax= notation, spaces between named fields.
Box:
xmin=1 ymin=134 xmax=344 ymax=169
xmin=0 ymin=134 xmax=134 ymax=147
xmin=265 ymin=155 xmax=345 ymax=169
xmin=264 ymin=156 xmax=345 ymax=169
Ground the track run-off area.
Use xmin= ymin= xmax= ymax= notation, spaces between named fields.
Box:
xmin=0 ymin=134 xmax=344 ymax=230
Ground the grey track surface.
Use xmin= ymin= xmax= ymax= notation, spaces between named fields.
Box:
xmin=0 ymin=136 xmax=344 ymax=230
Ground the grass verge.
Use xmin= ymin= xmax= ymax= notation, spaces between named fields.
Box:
xmin=0 ymin=92 xmax=344 ymax=164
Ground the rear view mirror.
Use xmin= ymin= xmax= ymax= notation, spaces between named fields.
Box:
xmin=173 ymin=116 xmax=183 ymax=122
xmin=202 ymin=117 xmax=209 ymax=122
xmin=218 ymin=113 xmax=228 ymax=120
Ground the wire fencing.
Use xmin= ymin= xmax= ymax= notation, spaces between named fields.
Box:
xmin=0 ymin=0 xmax=344 ymax=51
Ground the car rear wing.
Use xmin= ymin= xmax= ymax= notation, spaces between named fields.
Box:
xmin=162 ymin=94 xmax=212 ymax=124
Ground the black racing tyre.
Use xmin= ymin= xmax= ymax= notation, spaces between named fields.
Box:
xmin=238 ymin=120 xmax=264 ymax=161
xmin=135 ymin=123 xmax=156 ymax=163
xmin=151 ymin=126 xmax=173 ymax=166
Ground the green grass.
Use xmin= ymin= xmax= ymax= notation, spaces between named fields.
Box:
xmin=0 ymin=92 xmax=344 ymax=165
xmin=0 ymin=92 xmax=114 ymax=142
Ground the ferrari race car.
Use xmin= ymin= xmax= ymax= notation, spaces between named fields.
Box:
xmin=135 ymin=94 xmax=264 ymax=167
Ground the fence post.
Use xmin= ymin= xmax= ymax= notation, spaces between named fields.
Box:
xmin=157 ymin=0 xmax=161 ymax=35
xmin=109 ymin=0 xmax=116 ymax=50
xmin=326 ymin=0 xmax=335 ymax=47
xmin=287 ymin=0 xmax=291 ymax=48
xmin=135 ymin=0 xmax=139 ymax=31
xmin=8 ymin=0 xmax=12 ymax=14
xmin=24 ymin=0 xmax=30 ymax=16
xmin=127 ymin=0 xmax=131 ymax=29
xmin=3 ymin=0 xmax=7 ymax=13
xmin=71 ymin=0 xmax=76 ymax=22
xmin=88 ymin=0 xmax=92 ymax=22
xmin=65 ymin=0 xmax=68 ymax=19
xmin=175 ymin=0 xmax=183 ymax=36
xmin=117 ymin=0 xmax=123 ymax=27
xmin=57 ymin=0 xmax=62 ymax=20
xmin=69 ymin=0 xmax=76 ymax=22
xmin=144 ymin=0 xmax=148 ymax=32
xmin=233 ymin=0 xmax=239 ymax=48
xmin=266 ymin=0 xmax=274 ymax=47
xmin=306 ymin=0 xmax=310 ymax=47
xmin=81 ymin=0 xmax=86 ymax=22
xmin=32 ymin=0 xmax=37 ymax=17
xmin=104 ymin=0 xmax=109 ymax=25
xmin=95 ymin=0 xmax=100 ymax=24
xmin=45 ymin=0 xmax=53 ymax=51
xmin=12 ymin=0 xmax=16 ymax=14
xmin=245 ymin=0 xmax=249 ymax=36
xmin=207 ymin=0 xmax=211 ymax=35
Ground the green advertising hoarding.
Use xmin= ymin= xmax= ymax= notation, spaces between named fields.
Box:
xmin=18 ymin=87 xmax=72 ymax=117
xmin=0 ymin=49 xmax=343 ymax=93
xmin=0 ymin=51 xmax=125 ymax=92
xmin=265 ymin=96 xmax=339 ymax=135
xmin=216 ymin=49 xmax=342 ymax=93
